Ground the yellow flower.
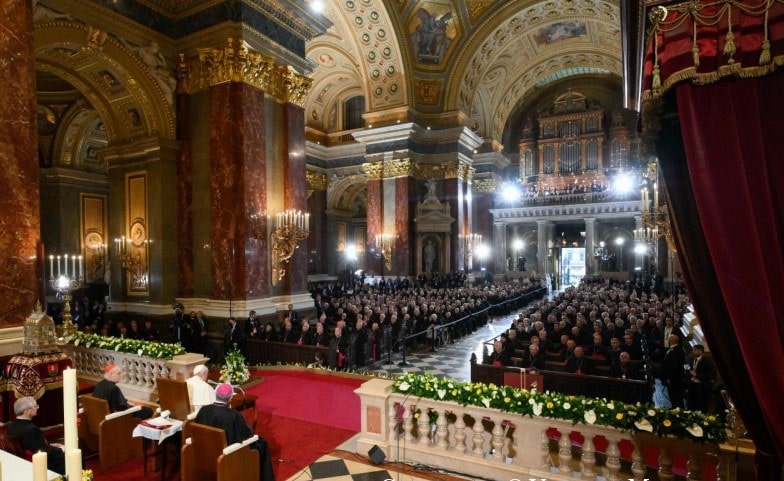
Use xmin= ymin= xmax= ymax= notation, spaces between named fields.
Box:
xmin=476 ymin=389 xmax=482 ymax=395
xmin=414 ymin=412 xmax=420 ymax=419
xmin=663 ymin=419 xmax=672 ymax=427
xmin=451 ymin=389 xmax=458 ymax=396
xmin=615 ymin=413 xmax=624 ymax=420
xmin=546 ymin=402 xmax=554 ymax=409
xmin=504 ymin=397 xmax=511 ymax=403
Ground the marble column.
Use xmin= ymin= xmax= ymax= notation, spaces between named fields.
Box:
xmin=492 ymin=222 xmax=507 ymax=274
xmin=209 ymin=82 xmax=268 ymax=301
xmin=634 ymin=214 xmax=643 ymax=271
xmin=365 ymin=175 xmax=382 ymax=276
xmin=0 ymin=0 xmax=40 ymax=326
xmin=306 ymin=180 xmax=327 ymax=275
xmin=443 ymin=176 xmax=465 ymax=273
xmin=176 ymin=91 xmax=194 ymax=298
xmin=536 ymin=220 xmax=552 ymax=280
xmin=584 ymin=218 xmax=596 ymax=276
xmin=282 ymin=102 xmax=307 ymax=292
xmin=394 ymin=175 xmax=415 ymax=276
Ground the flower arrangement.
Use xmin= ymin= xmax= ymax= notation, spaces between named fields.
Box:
xmin=391 ymin=372 xmax=726 ymax=443
xmin=221 ymin=349 xmax=251 ymax=385
xmin=67 ymin=332 xmax=186 ymax=359
xmin=53 ymin=470 xmax=93 ymax=481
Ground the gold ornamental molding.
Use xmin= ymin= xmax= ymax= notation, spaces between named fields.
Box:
xmin=472 ymin=178 xmax=498 ymax=193
xmin=385 ymin=159 xmax=416 ymax=178
xmin=362 ymin=162 xmax=384 ymax=180
xmin=306 ymin=171 xmax=328 ymax=191
xmin=444 ymin=163 xmax=475 ymax=182
xmin=180 ymin=39 xmax=311 ymax=105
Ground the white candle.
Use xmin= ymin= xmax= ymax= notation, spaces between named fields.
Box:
xmin=57 ymin=255 xmax=61 ymax=276
xmin=72 ymin=255 xmax=76 ymax=278
xmin=49 ymin=256 xmax=54 ymax=280
xmin=32 ymin=452 xmax=47 ymax=481
xmin=64 ymin=254 xmax=69 ymax=277
xmin=79 ymin=255 xmax=83 ymax=279
xmin=66 ymin=449 xmax=82 ymax=481
xmin=63 ymin=368 xmax=78 ymax=455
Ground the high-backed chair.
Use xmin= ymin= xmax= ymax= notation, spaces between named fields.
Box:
xmin=79 ymin=394 xmax=143 ymax=471
xmin=156 ymin=377 xmax=192 ymax=420
xmin=181 ymin=421 xmax=260 ymax=481
xmin=0 ymin=432 xmax=29 ymax=459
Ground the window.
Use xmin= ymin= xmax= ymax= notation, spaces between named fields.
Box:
xmin=344 ymin=96 xmax=365 ymax=130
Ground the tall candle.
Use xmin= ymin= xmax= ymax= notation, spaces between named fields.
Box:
xmin=66 ymin=449 xmax=82 ymax=481
xmin=79 ymin=255 xmax=83 ymax=280
xmin=63 ymin=368 xmax=78 ymax=455
xmin=49 ymin=256 xmax=54 ymax=280
xmin=72 ymin=255 xmax=76 ymax=278
xmin=32 ymin=452 xmax=47 ymax=481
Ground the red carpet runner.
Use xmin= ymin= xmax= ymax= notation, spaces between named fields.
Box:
xmin=89 ymin=369 xmax=365 ymax=481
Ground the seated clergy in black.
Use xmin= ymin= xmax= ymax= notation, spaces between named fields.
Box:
xmin=92 ymin=364 xmax=154 ymax=419
xmin=195 ymin=383 xmax=275 ymax=481
xmin=487 ymin=341 xmax=511 ymax=366
xmin=7 ymin=396 xmax=66 ymax=475
xmin=523 ymin=343 xmax=546 ymax=370
xmin=608 ymin=351 xmax=642 ymax=380
xmin=564 ymin=346 xmax=596 ymax=375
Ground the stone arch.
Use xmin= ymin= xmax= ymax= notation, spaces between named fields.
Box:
xmin=34 ymin=21 xmax=176 ymax=144
xmin=327 ymin=174 xmax=367 ymax=211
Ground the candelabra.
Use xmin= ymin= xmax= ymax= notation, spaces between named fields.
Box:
xmin=89 ymin=242 xmax=106 ymax=282
xmin=271 ymin=209 xmax=310 ymax=286
xmin=48 ymin=254 xmax=83 ymax=337
xmin=459 ymin=233 xmax=482 ymax=271
xmin=375 ymin=234 xmax=395 ymax=272
xmin=640 ymin=160 xmax=676 ymax=252
xmin=114 ymin=235 xmax=147 ymax=289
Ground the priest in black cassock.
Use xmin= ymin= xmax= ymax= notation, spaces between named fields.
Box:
xmin=195 ymin=383 xmax=275 ymax=481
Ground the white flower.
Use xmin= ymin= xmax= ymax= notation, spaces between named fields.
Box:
xmin=563 ymin=402 xmax=571 ymax=410
xmin=74 ymin=339 xmax=81 ymax=347
xmin=481 ymin=398 xmax=491 ymax=408
xmin=647 ymin=409 xmax=656 ymax=416
xmin=607 ymin=402 xmax=614 ymax=410
xmin=114 ymin=345 xmax=121 ymax=351
xmin=437 ymin=389 xmax=446 ymax=400
xmin=584 ymin=410 xmax=597 ymax=424
xmin=399 ymin=381 xmax=410 ymax=392
xmin=529 ymin=398 xmax=536 ymax=405
xmin=138 ymin=349 xmax=143 ymax=356
xmin=634 ymin=419 xmax=653 ymax=432
xmin=686 ymin=424 xmax=704 ymax=438
xmin=533 ymin=403 xmax=543 ymax=416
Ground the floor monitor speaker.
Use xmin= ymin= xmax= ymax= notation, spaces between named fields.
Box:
xmin=368 ymin=445 xmax=386 ymax=465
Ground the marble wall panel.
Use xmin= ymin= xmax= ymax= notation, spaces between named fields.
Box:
xmin=365 ymin=178 xmax=382 ymax=275
xmin=283 ymin=104 xmax=306 ymax=292
xmin=394 ymin=176 xmax=413 ymax=276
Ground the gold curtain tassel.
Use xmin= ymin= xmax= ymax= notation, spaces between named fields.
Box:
xmin=692 ymin=45 xmax=700 ymax=67
xmin=652 ymin=64 xmax=661 ymax=90
xmin=723 ymin=30 xmax=736 ymax=59
xmin=760 ymin=39 xmax=771 ymax=65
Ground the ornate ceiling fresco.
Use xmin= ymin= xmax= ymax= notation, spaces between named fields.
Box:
xmin=305 ymin=0 xmax=622 ymax=144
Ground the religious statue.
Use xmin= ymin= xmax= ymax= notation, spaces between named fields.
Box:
xmin=424 ymin=240 xmax=436 ymax=275
xmin=411 ymin=7 xmax=453 ymax=63
xmin=424 ymin=179 xmax=437 ymax=201
xmin=120 ymin=38 xmax=177 ymax=105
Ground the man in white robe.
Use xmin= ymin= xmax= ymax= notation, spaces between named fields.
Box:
xmin=186 ymin=364 xmax=215 ymax=414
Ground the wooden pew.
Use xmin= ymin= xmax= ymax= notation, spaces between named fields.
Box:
xmin=244 ymin=340 xmax=332 ymax=366
xmin=181 ymin=421 xmax=260 ymax=481
xmin=79 ymin=394 xmax=143 ymax=471
xmin=470 ymin=361 xmax=651 ymax=405
xmin=156 ymin=377 xmax=191 ymax=421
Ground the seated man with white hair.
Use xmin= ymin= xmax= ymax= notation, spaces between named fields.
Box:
xmin=186 ymin=364 xmax=215 ymax=414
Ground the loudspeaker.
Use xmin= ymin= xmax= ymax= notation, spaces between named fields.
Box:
xmin=368 ymin=445 xmax=386 ymax=465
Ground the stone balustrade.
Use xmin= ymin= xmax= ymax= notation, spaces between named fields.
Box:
xmin=61 ymin=344 xmax=207 ymax=402
xmin=355 ymin=379 xmax=721 ymax=481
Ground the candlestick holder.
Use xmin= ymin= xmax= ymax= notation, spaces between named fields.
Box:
xmin=114 ymin=235 xmax=148 ymax=290
xmin=640 ymin=160 xmax=675 ymax=252
xmin=48 ymin=253 xmax=83 ymax=337
xmin=375 ymin=233 xmax=396 ymax=272
xmin=270 ymin=210 xmax=310 ymax=286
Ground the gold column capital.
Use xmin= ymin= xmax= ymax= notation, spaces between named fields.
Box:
xmin=306 ymin=171 xmax=328 ymax=191
xmin=386 ymin=159 xmax=416 ymax=178
xmin=272 ymin=66 xmax=312 ymax=107
xmin=180 ymin=38 xmax=276 ymax=94
xmin=363 ymin=162 xmax=384 ymax=180
xmin=444 ymin=163 xmax=474 ymax=182
xmin=472 ymin=178 xmax=497 ymax=193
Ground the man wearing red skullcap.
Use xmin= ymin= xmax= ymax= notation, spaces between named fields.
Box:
xmin=195 ymin=383 xmax=274 ymax=481
xmin=92 ymin=364 xmax=154 ymax=419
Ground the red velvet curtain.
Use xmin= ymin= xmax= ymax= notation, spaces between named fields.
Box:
xmin=657 ymin=70 xmax=784 ymax=480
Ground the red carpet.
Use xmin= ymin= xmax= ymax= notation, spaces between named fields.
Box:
xmin=89 ymin=369 xmax=365 ymax=481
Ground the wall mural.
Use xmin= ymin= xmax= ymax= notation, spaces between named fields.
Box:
xmin=410 ymin=2 xmax=457 ymax=64
xmin=535 ymin=21 xmax=587 ymax=46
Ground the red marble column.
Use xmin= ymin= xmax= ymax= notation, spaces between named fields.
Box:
xmin=282 ymin=103 xmax=307 ymax=292
xmin=176 ymin=92 xmax=194 ymax=298
xmin=474 ymin=192 xmax=494 ymax=247
xmin=394 ymin=176 xmax=415 ymax=276
xmin=0 ymin=0 xmax=40 ymax=326
xmin=365 ymin=178 xmax=382 ymax=275
xmin=209 ymin=82 xmax=268 ymax=301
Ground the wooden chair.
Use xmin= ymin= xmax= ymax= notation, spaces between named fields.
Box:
xmin=79 ymin=394 xmax=143 ymax=471
xmin=156 ymin=377 xmax=192 ymax=421
xmin=181 ymin=421 xmax=260 ymax=481
xmin=0 ymin=432 xmax=29 ymax=459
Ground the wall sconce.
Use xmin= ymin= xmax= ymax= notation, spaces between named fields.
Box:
xmin=375 ymin=233 xmax=396 ymax=272
xmin=271 ymin=209 xmax=310 ymax=286
xmin=114 ymin=235 xmax=148 ymax=289
xmin=48 ymin=253 xmax=83 ymax=336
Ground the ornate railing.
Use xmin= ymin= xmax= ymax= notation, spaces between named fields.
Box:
xmin=355 ymin=379 xmax=721 ymax=481
xmin=61 ymin=344 xmax=207 ymax=402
